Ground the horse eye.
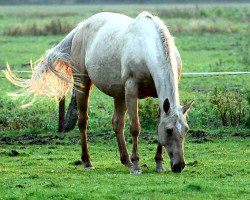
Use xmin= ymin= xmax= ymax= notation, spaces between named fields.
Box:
xmin=166 ymin=128 xmax=173 ymax=135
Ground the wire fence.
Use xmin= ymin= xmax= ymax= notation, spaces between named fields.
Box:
xmin=1 ymin=70 xmax=250 ymax=79
xmin=181 ymin=71 xmax=250 ymax=78
xmin=1 ymin=70 xmax=249 ymax=132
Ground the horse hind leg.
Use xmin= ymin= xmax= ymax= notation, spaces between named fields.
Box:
xmin=76 ymin=76 xmax=93 ymax=168
xmin=112 ymin=98 xmax=132 ymax=167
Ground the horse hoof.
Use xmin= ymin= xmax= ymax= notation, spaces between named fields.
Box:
xmin=84 ymin=166 xmax=95 ymax=170
xmin=124 ymin=161 xmax=133 ymax=168
xmin=121 ymin=157 xmax=133 ymax=167
xmin=130 ymin=169 xmax=142 ymax=174
xmin=83 ymin=162 xmax=94 ymax=169
xmin=156 ymin=168 xmax=165 ymax=173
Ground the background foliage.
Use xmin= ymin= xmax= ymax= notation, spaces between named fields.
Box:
xmin=0 ymin=4 xmax=249 ymax=134
xmin=0 ymin=0 xmax=248 ymax=5
xmin=0 ymin=3 xmax=249 ymax=199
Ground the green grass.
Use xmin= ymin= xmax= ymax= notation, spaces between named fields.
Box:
xmin=1 ymin=32 xmax=249 ymax=132
xmin=0 ymin=136 xmax=249 ymax=199
xmin=0 ymin=4 xmax=250 ymax=199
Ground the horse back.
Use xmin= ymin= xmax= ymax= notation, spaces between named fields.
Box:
xmin=71 ymin=12 xmax=135 ymax=97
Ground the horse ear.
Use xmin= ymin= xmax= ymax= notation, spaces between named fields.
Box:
xmin=163 ymin=98 xmax=170 ymax=114
xmin=182 ymin=101 xmax=194 ymax=115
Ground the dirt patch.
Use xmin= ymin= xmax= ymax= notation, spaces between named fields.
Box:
xmin=189 ymin=130 xmax=207 ymax=138
xmin=188 ymin=130 xmax=213 ymax=143
xmin=186 ymin=160 xmax=198 ymax=166
xmin=0 ymin=133 xmax=115 ymax=145
xmin=0 ymin=130 xmax=236 ymax=146
xmin=9 ymin=149 xmax=20 ymax=156
xmin=233 ymin=132 xmax=250 ymax=138
xmin=141 ymin=132 xmax=158 ymax=144
xmin=15 ymin=184 xmax=25 ymax=189
xmin=0 ymin=134 xmax=66 ymax=145
xmin=186 ymin=184 xmax=202 ymax=191
xmin=69 ymin=160 xmax=82 ymax=166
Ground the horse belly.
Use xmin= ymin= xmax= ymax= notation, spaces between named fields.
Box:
xmin=138 ymin=80 xmax=157 ymax=99
xmin=86 ymin=63 xmax=125 ymax=98
xmin=85 ymin=33 xmax=126 ymax=97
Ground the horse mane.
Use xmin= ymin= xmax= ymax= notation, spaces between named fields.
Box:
xmin=137 ymin=12 xmax=178 ymax=77
xmin=147 ymin=13 xmax=180 ymax=107
xmin=150 ymin=15 xmax=178 ymax=81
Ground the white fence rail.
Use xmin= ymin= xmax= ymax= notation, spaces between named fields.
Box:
xmin=1 ymin=70 xmax=249 ymax=132
xmin=182 ymin=72 xmax=250 ymax=75
xmin=1 ymin=70 xmax=250 ymax=78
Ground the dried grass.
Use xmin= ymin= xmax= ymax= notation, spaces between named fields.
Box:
xmin=3 ymin=19 xmax=74 ymax=36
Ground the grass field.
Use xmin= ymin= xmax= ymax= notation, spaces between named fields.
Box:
xmin=0 ymin=134 xmax=249 ymax=199
xmin=0 ymin=3 xmax=250 ymax=200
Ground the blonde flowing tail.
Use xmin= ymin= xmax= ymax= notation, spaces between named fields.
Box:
xmin=3 ymin=26 xmax=80 ymax=100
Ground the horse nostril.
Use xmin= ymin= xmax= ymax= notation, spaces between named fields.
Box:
xmin=171 ymin=163 xmax=185 ymax=173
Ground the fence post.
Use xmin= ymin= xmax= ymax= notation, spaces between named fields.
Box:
xmin=58 ymin=96 xmax=65 ymax=133
xmin=64 ymin=89 xmax=78 ymax=132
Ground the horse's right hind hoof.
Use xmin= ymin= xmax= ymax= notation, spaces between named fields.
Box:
xmin=122 ymin=160 xmax=133 ymax=168
xmin=84 ymin=166 xmax=95 ymax=170
xmin=83 ymin=162 xmax=94 ymax=169
xmin=121 ymin=156 xmax=133 ymax=167
xmin=125 ymin=162 xmax=133 ymax=168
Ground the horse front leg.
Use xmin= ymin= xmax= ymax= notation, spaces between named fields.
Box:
xmin=125 ymin=79 xmax=141 ymax=174
xmin=112 ymin=98 xmax=132 ymax=167
xmin=76 ymin=77 xmax=93 ymax=168
xmin=155 ymin=142 xmax=165 ymax=172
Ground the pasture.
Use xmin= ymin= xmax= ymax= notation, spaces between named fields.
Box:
xmin=0 ymin=3 xmax=249 ymax=200
xmin=0 ymin=135 xmax=249 ymax=199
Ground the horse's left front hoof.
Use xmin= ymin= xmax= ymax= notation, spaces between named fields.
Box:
xmin=156 ymin=162 xmax=165 ymax=173
xmin=156 ymin=167 xmax=165 ymax=173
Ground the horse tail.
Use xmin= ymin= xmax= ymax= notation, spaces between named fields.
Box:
xmin=4 ymin=26 xmax=80 ymax=100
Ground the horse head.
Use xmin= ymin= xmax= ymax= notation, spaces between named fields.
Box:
xmin=158 ymin=98 xmax=193 ymax=173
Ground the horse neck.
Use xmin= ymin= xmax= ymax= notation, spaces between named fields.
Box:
xmin=144 ymin=38 xmax=180 ymax=110
xmin=154 ymin=64 xmax=180 ymax=110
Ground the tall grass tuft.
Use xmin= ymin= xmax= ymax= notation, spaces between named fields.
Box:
xmin=246 ymin=90 xmax=250 ymax=128
xmin=139 ymin=98 xmax=159 ymax=130
xmin=210 ymin=87 xmax=248 ymax=126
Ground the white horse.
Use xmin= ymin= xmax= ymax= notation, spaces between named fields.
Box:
xmin=5 ymin=11 xmax=192 ymax=174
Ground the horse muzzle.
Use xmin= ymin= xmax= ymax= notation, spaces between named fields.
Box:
xmin=171 ymin=162 xmax=185 ymax=173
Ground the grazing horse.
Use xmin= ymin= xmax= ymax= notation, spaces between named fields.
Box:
xmin=5 ymin=11 xmax=192 ymax=174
